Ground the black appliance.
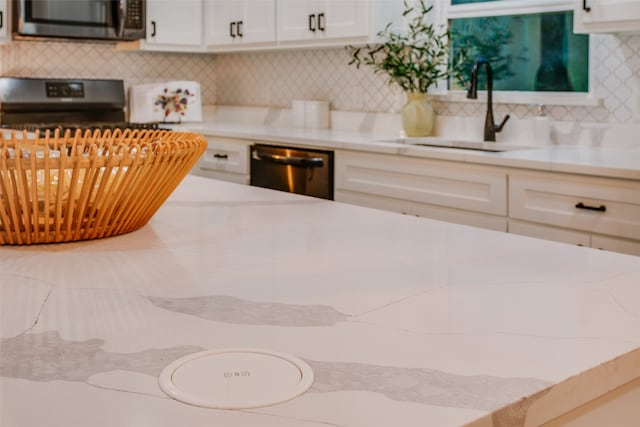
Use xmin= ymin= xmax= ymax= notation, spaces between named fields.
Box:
xmin=13 ymin=0 xmax=145 ymax=41
xmin=250 ymin=144 xmax=334 ymax=200
xmin=0 ymin=76 xmax=160 ymax=134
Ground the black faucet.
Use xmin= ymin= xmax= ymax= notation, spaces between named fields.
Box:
xmin=466 ymin=59 xmax=510 ymax=142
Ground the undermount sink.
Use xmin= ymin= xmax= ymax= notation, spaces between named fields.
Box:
xmin=380 ymin=137 xmax=534 ymax=152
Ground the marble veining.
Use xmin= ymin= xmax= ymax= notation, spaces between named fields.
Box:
xmin=1 ymin=331 xmax=203 ymax=382
xmin=0 ymin=331 xmax=550 ymax=414
xmin=305 ymin=360 xmax=551 ymax=412
xmin=148 ymin=295 xmax=349 ymax=327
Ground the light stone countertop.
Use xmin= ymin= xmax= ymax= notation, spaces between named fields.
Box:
xmin=171 ymin=107 xmax=640 ymax=180
xmin=2 ymin=176 xmax=640 ymax=426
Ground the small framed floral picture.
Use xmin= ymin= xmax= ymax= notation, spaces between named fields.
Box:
xmin=129 ymin=81 xmax=202 ymax=124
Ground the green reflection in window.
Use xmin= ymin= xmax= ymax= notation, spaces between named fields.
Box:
xmin=450 ymin=11 xmax=589 ymax=92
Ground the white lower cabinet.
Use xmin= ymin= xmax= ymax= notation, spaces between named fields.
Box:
xmin=191 ymin=139 xmax=640 ymax=256
xmin=509 ymin=220 xmax=591 ymax=247
xmin=590 ymin=235 xmax=640 ymax=256
xmin=508 ymin=171 xmax=640 ymax=256
xmin=335 ymin=150 xmax=508 ymax=231
xmin=335 ymin=151 xmax=640 ymax=256
xmin=192 ymin=137 xmax=251 ymax=184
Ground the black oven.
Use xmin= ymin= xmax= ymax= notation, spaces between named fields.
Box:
xmin=13 ymin=0 xmax=145 ymax=41
xmin=250 ymin=144 xmax=334 ymax=200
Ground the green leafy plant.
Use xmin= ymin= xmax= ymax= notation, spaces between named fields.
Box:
xmin=347 ymin=0 xmax=465 ymax=93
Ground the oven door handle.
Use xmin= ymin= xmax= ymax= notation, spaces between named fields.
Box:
xmin=252 ymin=150 xmax=324 ymax=167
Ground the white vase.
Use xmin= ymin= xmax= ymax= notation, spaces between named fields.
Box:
xmin=401 ymin=92 xmax=435 ymax=137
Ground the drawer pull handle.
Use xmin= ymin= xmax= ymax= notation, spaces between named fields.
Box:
xmin=575 ymin=202 xmax=606 ymax=212
xmin=308 ymin=14 xmax=316 ymax=32
xmin=213 ymin=153 xmax=229 ymax=159
xmin=583 ymin=0 xmax=591 ymax=12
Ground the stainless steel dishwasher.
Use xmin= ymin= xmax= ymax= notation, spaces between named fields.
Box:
xmin=250 ymin=144 xmax=334 ymax=200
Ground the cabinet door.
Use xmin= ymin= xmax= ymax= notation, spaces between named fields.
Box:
xmin=319 ymin=0 xmax=368 ymax=40
xmin=195 ymin=137 xmax=251 ymax=178
xmin=205 ymin=0 xmax=243 ymax=46
xmin=336 ymin=151 xmax=507 ymax=216
xmin=240 ymin=0 xmax=276 ymax=44
xmin=574 ymin=0 xmax=640 ymax=33
xmin=277 ymin=0 xmax=368 ymax=43
xmin=276 ymin=0 xmax=316 ymax=42
xmin=591 ymin=235 xmax=640 ymax=257
xmin=0 ymin=0 xmax=9 ymax=43
xmin=206 ymin=0 xmax=275 ymax=48
xmin=146 ymin=0 xmax=203 ymax=46
xmin=509 ymin=220 xmax=591 ymax=248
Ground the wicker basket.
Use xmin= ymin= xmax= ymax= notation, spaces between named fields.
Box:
xmin=0 ymin=129 xmax=206 ymax=245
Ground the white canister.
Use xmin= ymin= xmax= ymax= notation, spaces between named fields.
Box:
xmin=292 ymin=100 xmax=306 ymax=128
xmin=304 ymin=100 xmax=330 ymax=129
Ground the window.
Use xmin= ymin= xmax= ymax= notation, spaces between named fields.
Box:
xmin=444 ymin=0 xmax=591 ymax=102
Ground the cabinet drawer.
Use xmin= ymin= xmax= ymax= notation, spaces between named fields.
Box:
xmin=509 ymin=220 xmax=591 ymax=247
xmin=336 ymin=151 xmax=507 ymax=215
xmin=509 ymin=172 xmax=640 ymax=239
xmin=337 ymin=190 xmax=507 ymax=232
xmin=591 ymin=235 xmax=640 ymax=257
xmin=197 ymin=138 xmax=250 ymax=175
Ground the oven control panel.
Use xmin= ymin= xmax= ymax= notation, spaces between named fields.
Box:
xmin=46 ymin=82 xmax=85 ymax=98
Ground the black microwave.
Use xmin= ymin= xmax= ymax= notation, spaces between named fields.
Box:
xmin=13 ymin=0 xmax=145 ymax=41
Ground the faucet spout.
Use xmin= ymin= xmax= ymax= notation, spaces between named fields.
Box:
xmin=466 ymin=59 xmax=510 ymax=142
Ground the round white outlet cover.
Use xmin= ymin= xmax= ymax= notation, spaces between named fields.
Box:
xmin=158 ymin=348 xmax=314 ymax=409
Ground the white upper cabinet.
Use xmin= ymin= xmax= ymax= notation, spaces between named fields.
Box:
xmin=0 ymin=0 xmax=10 ymax=44
xmin=277 ymin=0 xmax=387 ymax=46
xmin=143 ymin=0 xmax=204 ymax=51
xmin=574 ymin=0 xmax=640 ymax=33
xmin=205 ymin=0 xmax=276 ymax=50
xmin=139 ymin=0 xmax=405 ymax=52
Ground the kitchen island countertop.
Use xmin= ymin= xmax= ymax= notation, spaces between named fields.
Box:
xmin=2 ymin=176 xmax=640 ymax=426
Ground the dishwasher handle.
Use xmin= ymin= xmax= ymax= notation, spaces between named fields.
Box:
xmin=252 ymin=150 xmax=324 ymax=167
